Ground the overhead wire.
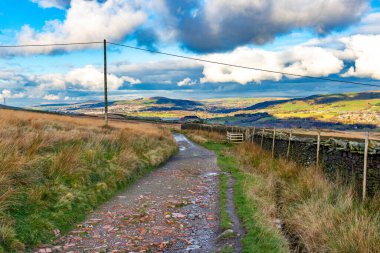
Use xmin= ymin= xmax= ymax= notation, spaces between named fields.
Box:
xmin=107 ymin=41 xmax=380 ymax=88
xmin=0 ymin=40 xmax=379 ymax=88
xmin=0 ymin=41 xmax=103 ymax=48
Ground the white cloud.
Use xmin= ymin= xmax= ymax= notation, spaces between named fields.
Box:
xmin=33 ymin=65 xmax=141 ymax=91
xmin=66 ymin=65 xmax=125 ymax=90
xmin=0 ymin=70 xmax=27 ymax=87
xmin=282 ymin=46 xmax=343 ymax=78
xmin=340 ymin=35 xmax=380 ymax=79
xmin=31 ymin=0 xmax=70 ymax=9
xmin=201 ymin=48 xmax=282 ymax=84
xmin=0 ymin=89 xmax=25 ymax=99
xmin=17 ymin=0 xmax=147 ymax=54
xmin=0 ymin=64 xmax=141 ymax=105
xmin=177 ymin=77 xmax=197 ymax=86
xmin=200 ymin=45 xmax=343 ymax=84
xmin=111 ymin=60 xmax=202 ymax=84
xmin=43 ymin=94 xmax=60 ymax=100
xmin=355 ymin=12 xmax=380 ymax=34
xmin=1 ymin=89 xmax=11 ymax=98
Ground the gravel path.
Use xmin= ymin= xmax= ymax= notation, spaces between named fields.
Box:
xmin=35 ymin=134 xmax=236 ymax=253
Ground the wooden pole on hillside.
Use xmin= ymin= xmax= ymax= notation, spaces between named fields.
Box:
xmin=272 ymin=127 xmax=276 ymax=158
xmin=362 ymin=132 xmax=369 ymax=201
xmin=287 ymin=129 xmax=292 ymax=160
xmin=103 ymin=39 xmax=108 ymax=126
xmin=316 ymin=130 xmax=321 ymax=169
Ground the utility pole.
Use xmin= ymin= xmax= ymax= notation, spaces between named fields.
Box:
xmin=103 ymin=39 xmax=108 ymax=126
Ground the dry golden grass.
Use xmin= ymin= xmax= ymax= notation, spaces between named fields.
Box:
xmin=0 ymin=109 xmax=176 ymax=252
xmin=186 ymin=129 xmax=380 ymax=253
xmin=235 ymin=142 xmax=380 ymax=253
xmin=185 ymin=130 xmax=225 ymax=144
xmin=0 ymin=109 xmax=170 ymax=134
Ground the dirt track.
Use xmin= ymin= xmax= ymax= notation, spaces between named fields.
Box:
xmin=35 ymin=134 xmax=243 ymax=253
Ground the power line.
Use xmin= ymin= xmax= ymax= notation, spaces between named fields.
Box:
xmin=0 ymin=41 xmax=103 ymax=48
xmin=108 ymin=41 xmax=380 ymax=88
xmin=0 ymin=40 xmax=379 ymax=88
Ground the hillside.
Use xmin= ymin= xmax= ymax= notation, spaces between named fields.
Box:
xmin=31 ymin=91 xmax=380 ymax=128
xmin=31 ymin=97 xmax=282 ymax=116
xmin=258 ymin=91 xmax=380 ymax=125
xmin=0 ymin=109 xmax=176 ymax=252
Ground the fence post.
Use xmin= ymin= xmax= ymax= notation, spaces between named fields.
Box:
xmin=252 ymin=127 xmax=256 ymax=143
xmin=261 ymin=128 xmax=265 ymax=148
xmin=362 ymin=132 xmax=369 ymax=201
xmin=316 ymin=130 xmax=321 ymax=169
xmin=287 ymin=129 xmax=292 ymax=159
xmin=272 ymin=127 xmax=276 ymax=158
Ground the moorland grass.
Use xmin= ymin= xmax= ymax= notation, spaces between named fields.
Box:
xmin=186 ymin=130 xmax=380 ymax=253
xmin=0 ymin=109 xmax=177 ymax=252
xmin=234 ymin=142 xmax=380 ymax=252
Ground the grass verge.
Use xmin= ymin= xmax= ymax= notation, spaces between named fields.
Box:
xmin=219 ymin=173 xmax=232 ymax=231
xmin=0 ymin=109 xmax=177 ymax=252
xmin=185 ymin=131 xmax=289 ymax=253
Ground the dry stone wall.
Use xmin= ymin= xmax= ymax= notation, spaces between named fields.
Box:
xmin=182 ymin=123 xmax=380 ymax=196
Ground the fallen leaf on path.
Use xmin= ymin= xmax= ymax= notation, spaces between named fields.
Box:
xmin=139 ymin=227 xmax=146 ymax=236
xmin=172 ymin=213 xmax=186 ymax=218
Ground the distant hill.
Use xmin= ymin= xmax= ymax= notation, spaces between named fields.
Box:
xmin=244 ymin=99 xmax=290 ymax=110
xmin=244 ymin=91 xmax=380 ymax=110
xmin=31 ymin=91 xmax=380 ymax=128
xmin=0 ymin=104 xmax=23 ymax=110
xmin=133 ymin=97 xmax=204 ymax=111
xmin=252 ymin=91 xmax=380 ymax=126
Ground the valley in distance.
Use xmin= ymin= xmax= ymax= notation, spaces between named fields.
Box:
xmin=30 ymin=90 xmax=380 ymax=132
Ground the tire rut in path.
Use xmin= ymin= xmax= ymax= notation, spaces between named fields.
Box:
xmin=35 ymin=133 xmax=242 ymax=253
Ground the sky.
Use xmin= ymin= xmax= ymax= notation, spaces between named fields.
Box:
xmin=0 ymin=0 xmax=380 ymax=106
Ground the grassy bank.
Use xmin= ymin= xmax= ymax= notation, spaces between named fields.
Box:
xmin=185 ymin=131 xmax=289 ymax=253
xmin=0 ymin=109 xmax=177 ymax=252
xmin=185 ymin=130 xmax=380 ymax=253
